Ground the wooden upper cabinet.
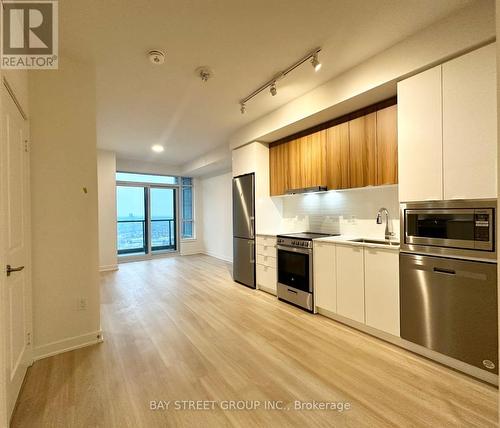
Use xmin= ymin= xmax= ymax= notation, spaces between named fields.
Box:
xmin=288 ymin=131 xmax=327 ymax=191
xmin=348 ymin=112 xmax=377 ymax=188
xmin=376 ymin=105 xmax=398 ymax=185
xmin=269 ymin=103 xmax=398 ymax=195
xmin=269 ymin=142 xmax=289 ymax=196
xmin=326 ymin=122 xmax=350 ymax=189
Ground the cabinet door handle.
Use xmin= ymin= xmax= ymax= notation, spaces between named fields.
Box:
xmin=6 ymin=265 xmax=25 ymax=277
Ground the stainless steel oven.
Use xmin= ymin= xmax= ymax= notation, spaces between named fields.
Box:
xmin=277 ymin=242 xmax=313 ymax=312
xmin=276 ymin=232 xmax=337 ymax=312
xmin=400 ymin=199 xmax=496 ymax=261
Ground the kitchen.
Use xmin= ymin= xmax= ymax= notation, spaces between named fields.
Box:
xmin=5 ymin=1 xmax=500 ymax=426
xmin=232 ymin=43 xmax=497 ymax=384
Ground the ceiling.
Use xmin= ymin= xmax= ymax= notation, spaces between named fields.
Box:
xmin=59 ymin=0 xmax=472 ymax=166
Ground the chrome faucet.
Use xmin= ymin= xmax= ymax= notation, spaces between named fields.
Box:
xmin=376 ymin=207 xmax=395 ymax=240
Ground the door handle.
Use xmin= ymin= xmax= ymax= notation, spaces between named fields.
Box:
xmin=433 ymin=267 xmax=456 ymax=275
xmin=250 ymin=216 xmax=255 ymax=238
xmin=248 ymin=241 xmax=255 ymax=264
xmin=6 ymin=265 xmax=24 ymax=277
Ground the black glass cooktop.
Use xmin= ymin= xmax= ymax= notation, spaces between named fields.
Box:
xmin=277 ymin=232 xmax=340 ymax=241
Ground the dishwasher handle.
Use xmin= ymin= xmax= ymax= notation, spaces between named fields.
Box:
xmin=433 ymin=267 xmax=456 ymax=275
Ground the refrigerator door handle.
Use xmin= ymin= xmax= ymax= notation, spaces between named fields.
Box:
xmin=248 ymin=240 xmax=255 ymax=263
xmin=250 ymin=216 xmax=255 ymax=238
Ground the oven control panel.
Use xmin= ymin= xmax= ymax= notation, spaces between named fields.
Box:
xmin=277 ymin=237 xmax=313 ymax=249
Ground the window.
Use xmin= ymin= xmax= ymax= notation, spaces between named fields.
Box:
xmin=116 ymin=186 xmax=147 ymax=255
xmin=181 ymin=177 xmax=194 ymax=239
xmin=116 ymin=172 xmax=178 ymax=185
xmin=116 ymin=172 xmax=180 ymax=258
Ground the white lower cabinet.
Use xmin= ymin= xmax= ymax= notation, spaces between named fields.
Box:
xmin=256 ymin=264 xmax=277 ymax=294
xmin=336 ymin=245 xmax=365 ymax=323
xmin=256 ymin=235 xmax=277 ymax=294
xmin=314 ymin=242 xmax=400 ymax=337
xmin=364 ymin=248 xmax=400 ymax=336
xmin=313 ymin=242 xmax=336 ymax=313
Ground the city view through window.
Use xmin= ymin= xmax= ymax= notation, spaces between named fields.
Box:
xmin=117 ymin=186 xmax=176 ymax=255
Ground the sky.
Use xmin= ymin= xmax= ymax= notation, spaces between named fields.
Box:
xmin=117 ymin=186 xmax=174 ymax=220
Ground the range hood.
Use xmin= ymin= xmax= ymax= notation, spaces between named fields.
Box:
xmin=286 ymin=186 xmax=327 ymax=195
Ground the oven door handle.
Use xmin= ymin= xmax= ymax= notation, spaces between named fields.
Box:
xmin=277 ymin=245 xmax=312 ymax=255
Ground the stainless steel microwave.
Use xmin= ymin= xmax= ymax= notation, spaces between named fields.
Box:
xmin=400 ymin=199 xmax=496 ymax=261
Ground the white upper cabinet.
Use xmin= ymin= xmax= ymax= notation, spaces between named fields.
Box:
xmin=313 ymin=242 xmax=336 ymax=314
xmin=398 ymin=66 xmax=443 ymax=202
xmin=364 ymin=248 xmax=400 ymax=337
xmin=398 ymin=44 xmax=497 ymax=202
xmin=336 ymin=245 xmax=365 ymax=323
xmin=442 ymin=44 xmax=497 ymax=200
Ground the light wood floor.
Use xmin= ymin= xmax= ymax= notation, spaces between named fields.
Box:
xmin=11 ymin=255 xmax=498 ymax=427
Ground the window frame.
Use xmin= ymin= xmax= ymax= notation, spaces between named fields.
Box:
xmin=115 ymin=171 xmax=196 ymax=243
xmin=180 ymin=178 xmax=195 ymax=240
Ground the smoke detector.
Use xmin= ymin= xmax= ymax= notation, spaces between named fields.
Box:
xmin=148 ymin=50 xmax=166 ymax=65
xmin=195 ymin=66 xmax=214 ymax=82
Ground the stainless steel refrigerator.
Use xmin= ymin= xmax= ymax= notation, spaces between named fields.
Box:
xmin=232 ymin=173 xmax=255 ymax=288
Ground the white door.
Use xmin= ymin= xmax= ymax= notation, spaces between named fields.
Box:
xmin=397 ymin=65 xmax=443 ymax=202
xmin=313 ymin=242 xmax=336 ymax=313
xmin=336 ymin=245 xmax=365 ymax=323
xmin=0 ymin=82 xmax=32 ymax=420
xmin=442 ymin=43 xmax=497 ymax=200
xmin=364 ymin=248 xmax=400 ymax=337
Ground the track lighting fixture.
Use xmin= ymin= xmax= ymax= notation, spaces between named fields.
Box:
xmin=239 ymin=47 xmax=321 ymax=114
xmin=311 ymin=52 xmax=321 ymax=72
xmin=270 ymin=82 xmax=277 ymax=96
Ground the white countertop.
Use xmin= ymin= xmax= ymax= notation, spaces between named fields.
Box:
xmin=257 ymin=232 xmax=400 ymax=251
xmin=314 ymin=235 xmax=400 ymax=251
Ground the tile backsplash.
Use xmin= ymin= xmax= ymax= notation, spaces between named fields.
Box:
xmin=280 ymin=185 xmax=400 ymax=239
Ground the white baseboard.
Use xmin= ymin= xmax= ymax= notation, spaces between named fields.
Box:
xmin=180 ymin=249 xmax=203 ymax=256
xmin=33 ymin=330 xmax=104 ymax=362
xmin=202 ymin=251 xmax=233 ymax=263
xmin=99 ymin=264 xmax=118 ymax=272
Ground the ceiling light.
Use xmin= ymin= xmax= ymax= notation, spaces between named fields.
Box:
xmin=239 ymin=47 xmax=321 ymax=113
xmin=148 ymin=50 xmax=166 ymax=65
xmin=311 ymin=53 xmax=321 ymax=72
xmin=270 ymin=82 xmax=277 ymax=96
xmin=151 ymin=145 xmax=164 ymax=153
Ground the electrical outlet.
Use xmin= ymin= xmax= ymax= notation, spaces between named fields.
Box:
xmin=77 ymin=297 xmax=88 ymax=311
xmin=26 ymin=332 xmax=31 ymax=346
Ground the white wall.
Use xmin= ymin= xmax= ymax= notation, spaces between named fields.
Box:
xmin=29 ymin=56 xmax=101 ymax=360
xmin=200 ymin=172 xmax=233 ymax=262
xmin=230 ymin=1 xmax=495 ymax=149
xmin=97 ymin=150 xmax=117 ymax=271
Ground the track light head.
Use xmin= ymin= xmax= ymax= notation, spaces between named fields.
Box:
xmin=240 ymin=103 xmax=246 ymax=115
xmin=311 ymin=52 xmax=321 ymax=72
xmin=270 ymin=82 xmax=277 ymax=97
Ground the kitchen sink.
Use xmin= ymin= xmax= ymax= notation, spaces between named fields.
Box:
xmin=348 ymin=238 xmax=400 ymax=246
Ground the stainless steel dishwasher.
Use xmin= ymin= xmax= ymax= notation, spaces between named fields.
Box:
xmin=400 ymin=200 xmax=498 ymax=373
